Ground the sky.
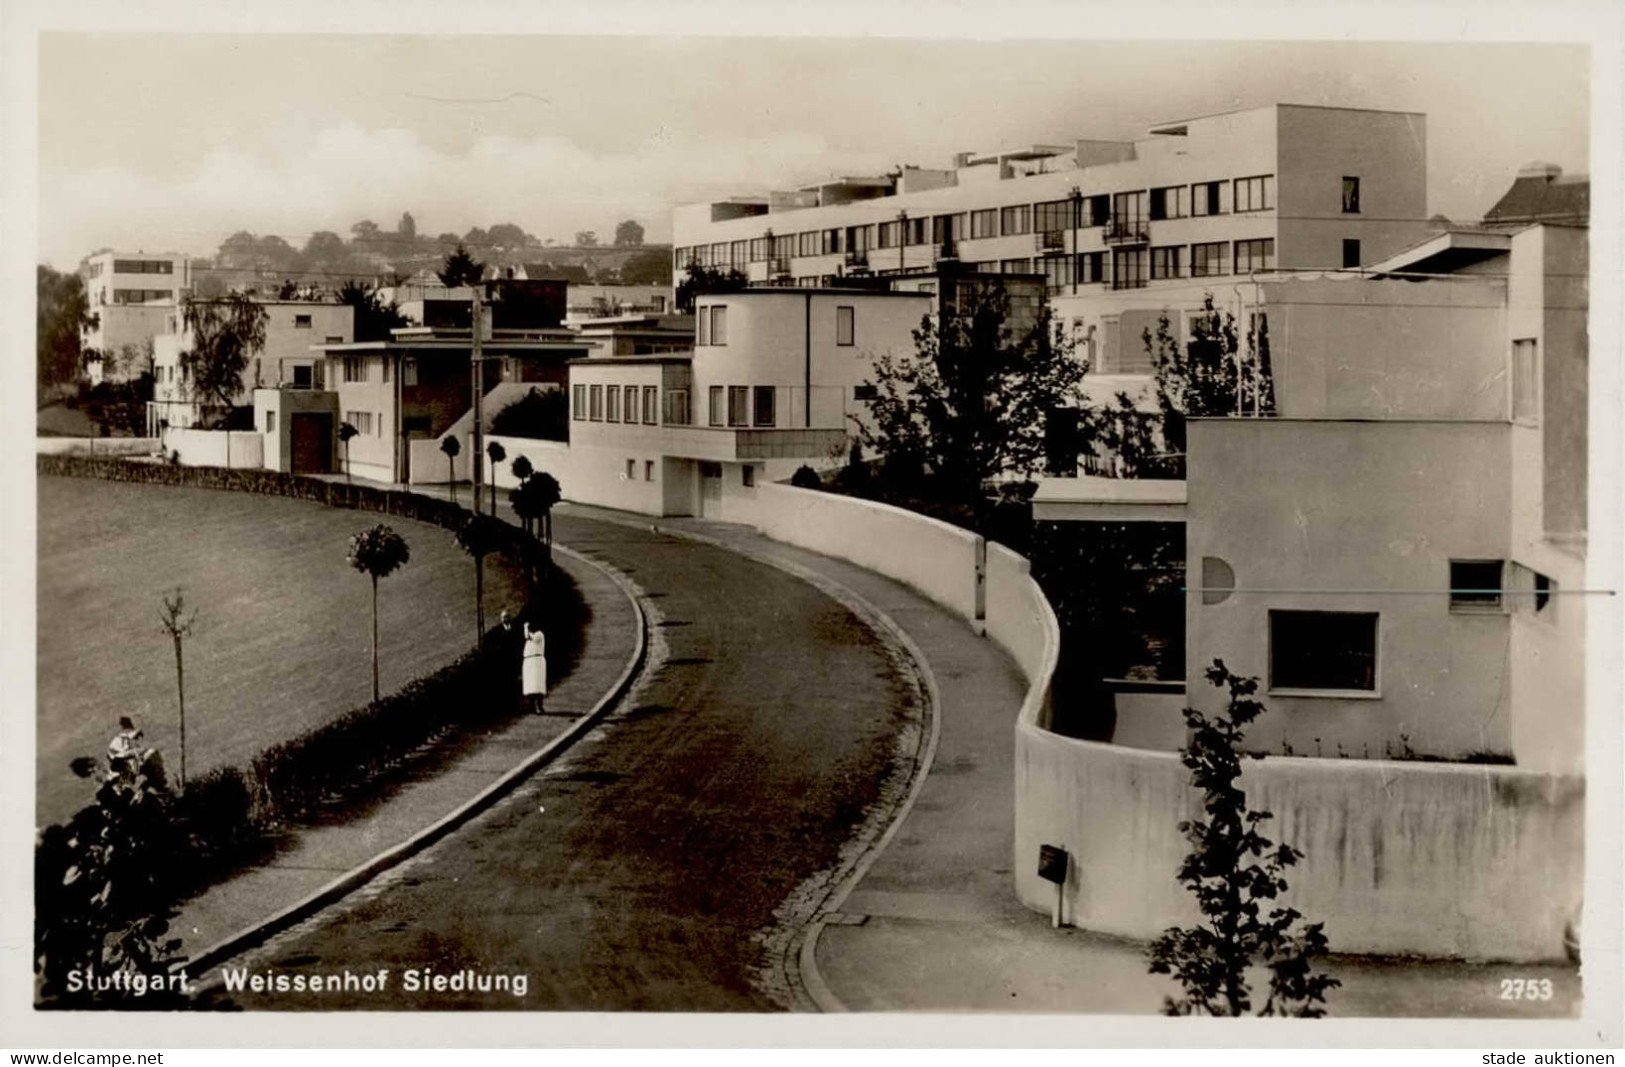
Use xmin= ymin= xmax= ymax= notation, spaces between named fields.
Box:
xmin=34 ymin=34 xmax=1591 ymax=270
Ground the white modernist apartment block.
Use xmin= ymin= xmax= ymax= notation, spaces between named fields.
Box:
xmin=674 ymin=104 xmax=1430 ymax=379
xmin=80 ymin=250 xmax=193 ymax=383
xmin=546 ymin=287 xmax=934 ymax=519
xmin=149 ymin=301 xmax=354 ymax=432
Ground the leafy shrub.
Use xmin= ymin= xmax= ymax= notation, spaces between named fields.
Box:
xmin=790 ymin=465 xmax=822 ymax=490
xmin=490 ymin=387 xmax=569 ymax=441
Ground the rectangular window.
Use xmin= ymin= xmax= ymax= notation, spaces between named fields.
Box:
xmin=1000 ymin=204 xmax=1031 ymax=236
xmin=1233 ymin=238 xmax=1275 ymax=275
xmin=728 ymin=386 xmax=749 ymax=427
xmin=293 ymin=364 xmax=314 ymax=389
xmin=573 ymin=383 xmax=586 ymax=420
xmin=742 ymin=465 xmax=756 ymax=488
xmin=1233 ymin=175 xmax=1274 ymax=213
xmin=853 ymin=383 xmax=878 ymax=401
xmin=1342 ymin=176 xmax=1361 ymax=213
xmin=1086 ymin=195 xmax=1110 ymax=227
xmin=1451 ymin=560 xmax=1505 ymax=612
xmin=697 ymin=306 xmax=710 ymax=346
xmin=710 ymin=306 xmax=728 ymax=345
xmin=1512 ymin=339 xmax=1539 ymax=422
xmin=753 ymin=386 xmax=776 ymax=427
xmin=1034 ymin=199 xmax=1077 ymax=236
xmin=403 ymin=359 xmax=418 ymax=386
xmin=1191 ymin=241 xmax=1229 ymax=278
xmin=1342 ymin=238 xmax=1362 ymax=270
xmin=626 ymin=458 xmax=636 ymax=480
xmin=606 ymin=385 xmax=621 ymax=422
xmin=294 ymin=314 xmax=312 ymax=329
xmin=1040 ymin=254 xmax=1075 ymax=291
xmin=589 ymin=384 xmax=603 ymax=421
xmin=325 ymin=335 xmax=344 ymax=344
xmin=748 ymin=238 xmax=770 ymax=262
xmin=1270 ymin=611 xmax=1379 ymax=693
xmin=798 ymin=231 xmax=820 ymax=257
xmin=382 ymin=359 xmax=390 ymax=384
xmin=1112 ymin=248 xmax=1148 ymax=291
xmin=643 ymin=385 xmax=659 ymax=424
xmin=969 ymin=209 xmax=998 ymax=240
xmin=1149 ymin=185 xmax=1189 ymax=220
xmin=1078 ymin=251 xmax=1106 ymax=285
xmin=645 ymin=460 xmax=655 ymax=482
xmin=1000 ymin=257 xmax=1033 ymax=274
xmin=625 ymin=385 xmax=639 ymax=422
xmin=1192 ymin=180 xmax=1224 ymax=217
xmin=1151 ymin=245 xmax=1182 ymax=280
xmin=906 ymin=217 xmax=929 ymax=246
xmin=876 ymin=220 xmax=899 ymax=249
xmin=666 ymin=388 xmax=690 ymax=425
xmin=708 ymin=386 xmax=724 ymax=427
xmin=343 ymin=356 xmax=366 ymax=383
xmin=836 ymin=305 xmax=855 ymax=346
xmin=266 ymin=411 xmax=277 ymax=433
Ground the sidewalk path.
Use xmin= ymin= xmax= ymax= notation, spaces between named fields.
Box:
xmin=559 ymin=504 xmax=1579 ymax=1020
xmin=170 ymin=544 xmax=640 ymax=961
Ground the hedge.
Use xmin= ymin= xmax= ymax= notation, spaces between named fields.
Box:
xmin=38 ymin=454 xmax=581 ymax=898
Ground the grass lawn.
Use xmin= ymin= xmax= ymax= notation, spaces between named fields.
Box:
xmin=36 ymin=476 xmax=525 ymax=827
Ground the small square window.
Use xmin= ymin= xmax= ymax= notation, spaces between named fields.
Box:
xmin=294 ymin=314 xmax=312 ymax=328
xmin=854 ymin=383 xmax=878 ymax=401
xmin=1450 ymin=560 xmax=1504 ymax=611
xmin=1270 ymin=610 xmax=1378 ymax=693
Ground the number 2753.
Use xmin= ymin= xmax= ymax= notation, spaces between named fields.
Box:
xmin=1499 ymin=978 xmax=1554 ymax=1001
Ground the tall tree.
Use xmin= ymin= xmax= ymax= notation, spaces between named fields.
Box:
xmin=177 ymin=294 xmax=269 ymax=426
xmin=437 ymin=244 xmax=485 ymax=288
xmin=455 ymin=514 xmax=504 ymax=644
xmin=156 ymin=590 xmax=197 ymax=791
xmin=487 ymin=222 xmax=530 ymax=248
xmin=350 ymin=220 xmax=382 ymax=243
xmin=617 ymin=248 xmax=672 ymax=286
xmin=856 ymin=282 xmax=1088 ymax=503
xmin=37 ymin=265 xmax=97 ymax=394
xmin=613 ymin=219 xmax=645 ymax=247
xmin=347 ymin=524 xmax=411 ymax=702
xmin=397 ymin=212 xmax=417 ymax=240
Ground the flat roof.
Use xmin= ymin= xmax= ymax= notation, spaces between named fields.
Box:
xmin=567 ymin=355 xmax=692 ymax=366
xmin=1033 ymin=475 xmax=1187 ymax=506
xmin=1147 ymin=101 xmax=1426 ymax=131
xmin=1367 ymin=229 xmax=1512 ymax=275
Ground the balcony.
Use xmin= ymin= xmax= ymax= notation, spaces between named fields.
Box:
xmin=1034 ymin=230 xmax=1066 ymax=252
xmin=1104 ymin=218 xmax=1149 ymax=246
xmin=844 ymin=250 xmax=870 ymax=270
xmin=767 ymin=258 xmax=793 ymax=280
xmin=933 ymin=240 xmax=960 ymax=264
xmin=621 ymin=424 xmax=850 ymax=463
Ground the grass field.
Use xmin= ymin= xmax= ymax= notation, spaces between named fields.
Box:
xmin=36 ymin=476 xmax=525 ymax=827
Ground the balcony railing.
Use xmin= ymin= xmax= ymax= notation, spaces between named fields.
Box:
xmin=1103 ymin=218 xmax=1149 ymax=246
xmin=845 ymin=250 xmax=869 ymax=269
xmin=1034 ymin=230 xmax=1066 ymax=252
xmin=933 ymin=240 xmax=959 ymax=263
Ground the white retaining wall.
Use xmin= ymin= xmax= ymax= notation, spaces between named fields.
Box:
xmin=165 ymin=429 xmax=263 ymax=470
xmin=1014 ymin=726 xmax=1584 ymax=960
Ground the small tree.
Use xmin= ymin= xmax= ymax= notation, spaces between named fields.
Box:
xmin=438 ymin=244 xmax=486 ymax=288
xmin=790 ymin=465 xmax=822 ymax=490
xmin=511 ymin=471 xmax=560 ymax=552
xmin=177 ymin=293 xmax=269 ymax=428
xmin=510 ymin=455 xmax=535 ymax=534
xmin=34 ymin=738 xmax=186 ymax=1007
xmin=440 ymin=435 xmax=461 ymax=504
xmin=675 ymin=263 xmax=748 ymax=315
xmin=455 ymin=514 xmax=505 ymax=643
xmin=613 ymin=219 xmax=645 ymax=247
xmin=1147 ymin=660 xmax=1340 ymax=1017
xmin=337 ymin=421 xmax=359 ymax=483
xmin=347 ymin=524 xmax=411 ymax=702
xmin=157 ymin=590 xmax=197 ymax=791
xmin=336 ymin=279 xmax=410 ymax=343
xmin=485 ymin=440 xmax=506 ymax=514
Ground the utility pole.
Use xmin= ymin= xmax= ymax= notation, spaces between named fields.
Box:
xmin=470 ymin=284 xmax=483 ymax=516
xmin=158 ymin=589 xmax=196 ymax=792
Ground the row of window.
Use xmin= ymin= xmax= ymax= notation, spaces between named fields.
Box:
xmin=333 ymin=356 xmax=418 ymax=386
xmin=110 ymin=259 xmax=176 ymax=276
xmin=708 ymin=385 xmax=776 ymax=428
xmin=573 ymin=383 xmax=677 ymax=425
xmin=1018 ymin=238 xmax=1279 ymax=291
xmin=676 ymin=174 xmax=1365 ymax=268
xmin=695 ymin=303 xmax=857 ymax=346
xmin=109 ymin=288 xmax=176 ymax=305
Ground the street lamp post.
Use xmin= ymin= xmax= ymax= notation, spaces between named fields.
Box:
xmin=470 ymin=284 xmax=484 ymax=516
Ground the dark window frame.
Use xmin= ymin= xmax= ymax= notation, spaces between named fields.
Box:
xmin=1269 ymin=610 xmax=1380 ymax=694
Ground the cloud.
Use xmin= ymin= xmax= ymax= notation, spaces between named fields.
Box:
xmin=40 ymin=123 xmax=898 ymax=266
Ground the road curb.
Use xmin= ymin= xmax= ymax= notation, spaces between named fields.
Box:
xmin=561 ymin=506 xmax=945 ymax=1014
xmin=177 ymin=541 xmax=648 ymax=980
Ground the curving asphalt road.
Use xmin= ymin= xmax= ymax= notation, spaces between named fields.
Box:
xmin=196 ymin=514 xmax=919 ymax=1012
